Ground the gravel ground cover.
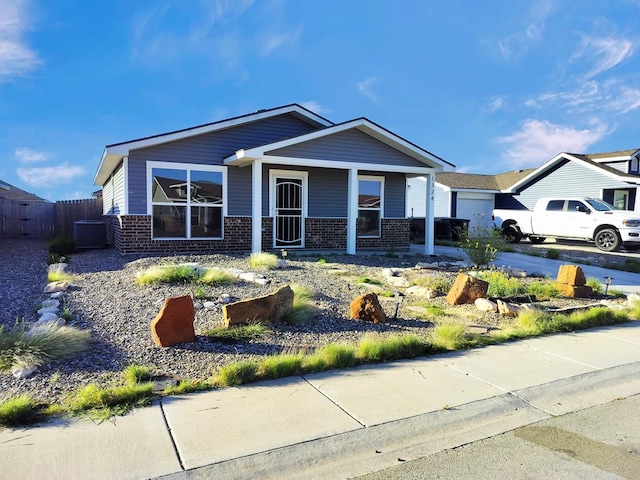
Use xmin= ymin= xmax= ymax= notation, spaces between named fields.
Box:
xmin=0 ymin=239 xmax=611 ymax=404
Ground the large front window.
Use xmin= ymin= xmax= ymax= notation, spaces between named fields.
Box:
xmin=150 ymin=164 xmax=225 ymax=239
xmin=358 ymin=176 xmax=384 ymax=237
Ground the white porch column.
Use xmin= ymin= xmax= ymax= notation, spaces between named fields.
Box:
xmin=251 ymin=160 xmax=263 ymax=253
xmin=347 ymin=168 xmax=358 ymax=255
xmin=424 ymin=172 xmax=435 ymax=255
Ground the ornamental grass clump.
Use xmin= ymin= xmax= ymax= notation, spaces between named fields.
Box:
xmin=135 ymin=265 xmax=200 ymax=285
xmin=68 ymin=383 xmax=155 ymax=420
xmin=249 ymin=252 xmax=279 ymax=270
xmin=199 ymin=268 xmax=234 ymax=285
xmin=213 ymin=361 xmax=259 ymax=386
xmin=431 ymin=321 xmax=471 ymax=351
xmin=282 ymin=284 xmax=317 ymax=325
xmin=257 ymin=353 xmax=305 ymax=380
xmin=204 ymin=322 xmax=271 ymax=343
xmin=356 ymin=333 xmax=428 ymax=362
xmin=457 ymin=226 xmax=507 ymax=266
xmin=0 ymin=322 xmax=90 ymax=371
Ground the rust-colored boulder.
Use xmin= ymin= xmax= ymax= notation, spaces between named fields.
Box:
xmin=554 ymin=283 xmax=593 ymax=298
xmin=223 ymin=285 xmax=294 ymax=327
xmin=151 ymin=295 xmax=195 ymax=347
xmin=446 ymin=273 xmax=489 ymax=305
xmin=556 ymin=265 xmax=586 ymax=286
xmin=350 ymin=293 xmax=387 ymax=324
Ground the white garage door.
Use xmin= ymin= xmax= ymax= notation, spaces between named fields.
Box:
xmin=457 ymin=197 xmax=494 ymax=233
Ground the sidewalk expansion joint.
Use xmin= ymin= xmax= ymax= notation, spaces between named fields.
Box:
xmin=301 ymin=375 xmax=366 ymax=428
xmin=159 ymin=399 xmax=186 ymax=471
xmin=522 ymin=343 xmax=602 ymax=371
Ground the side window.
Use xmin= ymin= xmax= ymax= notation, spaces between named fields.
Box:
xmin=357 ymin=176 xmax=384 ymax=237
xmin=546 ymin=200 xmax=564 ymax=211
xmin=567 ymin=200 xmax=585 ymax=212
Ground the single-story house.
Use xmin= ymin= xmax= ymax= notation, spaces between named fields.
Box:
xmin=94 ymin=104 xmax=455 ymax=255
xmin=497 ymin=149 xmax=640 ymax=211
xmin=407 ymin=169 xmax=534 ymax=232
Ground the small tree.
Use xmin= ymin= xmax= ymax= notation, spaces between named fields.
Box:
xmin=456 ymin=225 xmax=507 ymax=266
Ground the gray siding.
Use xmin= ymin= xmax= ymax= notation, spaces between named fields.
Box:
xmin=127 ymin=114 xmax=320 ymax=214
xmin=228 ymin=166 xmax=252 ymax=216
xmin=515 ymin=159 xmax=634 ymax=209
xmin=103 ymin=161 xmax=125 ymax=215
xmin=601 ymin=160 xmax=628 ymax=173
xmin=268 ymin=129 xmax=426 ymax=168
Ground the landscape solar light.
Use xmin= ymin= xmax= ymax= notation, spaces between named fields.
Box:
xmin=281 ymin=249 xmax=288 ymax=259
xmin=604 ymin=276 xmax=613 ymax=297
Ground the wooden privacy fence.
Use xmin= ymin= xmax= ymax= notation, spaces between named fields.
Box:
xmin=0 ymin=198 xmax=102 ymax=239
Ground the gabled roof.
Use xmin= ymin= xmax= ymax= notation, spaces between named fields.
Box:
xmin=0 ymin=179 xmax=48 ymax=202
xmin=435 ymin=169 xmax=534 ymax=192
xmin=506 ymin=150 xmax=640 ymax=193
xmin=582 ymin=149 xmax=640 ymax=161
xmin=225 ymin=117 xmax=455 ymax=172
xmin=94 ymin=104 xmax=333 ymax=185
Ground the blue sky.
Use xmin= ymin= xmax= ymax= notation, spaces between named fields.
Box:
xmin=2 ymin=0 xmax=640 ymax=201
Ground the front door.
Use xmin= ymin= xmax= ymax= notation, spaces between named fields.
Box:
xmin=272 ymin=172 xmax=306 ymax=248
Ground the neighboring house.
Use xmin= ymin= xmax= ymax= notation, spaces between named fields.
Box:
xmin=0 ymin=179 xmax=48 ymax=202
xmin=407 ymin=169 xmax=534 ymax=232
xmin=498 ymin=149 xmax=640 ymax=211
xmin=94 ymin=104 xmax=454 ymax=255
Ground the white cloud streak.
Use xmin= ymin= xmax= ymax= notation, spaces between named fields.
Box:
xmin=357 ymin=77 xmax=379 ymax=103
xmin=572 ymin=35 xmax=634 ymax=79
xmin=0 ymin=0 xmax=40 ymax=80
xmin=497 ymin=119 xmax=608 ymax=167
xmin=17 ymin=163 xmax=86 ymax=187
xmin=15 ymin=147 xmax=49 ymax=163
xmin=497 ymin=0 xmax=556 ymax=60
xmin=260 ymin=25 xmax=303 ymax=56
xmin=300 ymin=101 xmax=328 ymax=115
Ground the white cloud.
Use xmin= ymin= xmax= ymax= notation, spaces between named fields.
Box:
xmin=526 ymin=79 xmax=640 ymax=116
xmin=357 ymin=77 xmax=379 ymax=103
xmin=572 ymin=36 xmax=634 ymax=79
xmin=497 ymin=119 xmax=608 ymax=167
xmin=259 ymin=25 xmax=303 ymax=56
xmin=496 ymin=0 xmax=556 ymax=60
xmin=0 ymin=0 xmax=40 ymax=80
xmin=15 ymin=147 xmax=49 ymax=163
xmin=300 ymin=101 xmax=328 ymax=115
xmin=17 ymin=163 xmax=86 ymax=187
xmin=486 ymin=96 xmax=505 ymax=113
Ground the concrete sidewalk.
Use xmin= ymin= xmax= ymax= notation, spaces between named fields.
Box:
xmin=2 ymin=323 xmax=640 ymax=480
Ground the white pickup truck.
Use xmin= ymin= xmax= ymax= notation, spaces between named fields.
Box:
xmin=492 ymin=197 xmax=640 ymax=251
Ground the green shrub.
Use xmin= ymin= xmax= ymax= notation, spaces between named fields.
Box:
xmin=123 ymin=365 xmax=152 ymax=385
xmin=586 ymin=277 xmax=604 ymax=294
xmin=249 ymin=252 xmax=279 ymax=270
xmin=257 ymin=354 xmax=304 ymax=380
xmin=204 ymin=322 xmax=271 ymax=343
xmin=214 ymin=361 xmax=259 ymax=386
xmin=476 ymin=270 xmax=524 ymax=297
xmin=524 ymin=281 xmax=559 ymax=299
xmin=0 ymin=395 xmax=47 ymax=427
xmin=48 ymin=236 xmax=75 ymax=256
xmin=545 ymin=249 xmax=560 ymax=259
xmin=457 ymin=226 xmax=507 ymax=266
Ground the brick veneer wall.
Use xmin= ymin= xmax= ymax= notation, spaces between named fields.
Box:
xmin=105 ymin=215 xmax=410 ymax=253
xmin=105 ymin=215 xmax=252 ymax=254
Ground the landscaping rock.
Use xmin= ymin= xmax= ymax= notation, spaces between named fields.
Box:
xmin=44 ymin=281 xmax=70 ymax=293
xmin=222 ymin=285 xmax=294 ymax=327
xmin=350 ymin=292 xmax=387 ymax=324
xmin=446 ymin=273 xmax=489 ymax=305
xmin=556 ymin=265 xmax=586 ymax=286
xmin=38 ymin=312 xmax=60 ymax=323
xmin=506 ymin=267 xmax=527 ymax=278
xmin=49 ymin=291 xmax=64 ymax=299
xmin=475 ymin=297 xmax=498 ymax=313
xmin=37 ymin=305 xmax=59 ymax=315
xmin=497 ymin=300 xmax=520 ymax=317
xmin=406 ymin=286 xmax=437 ymax=298
xmin=386 ymin=276 xmax=410 ymax=287
xmin=203 ymin=301 xmax=216 ymax=309
xmin=48 ymin=263 xmax=68 ymax=274
xmin=150 ymin=295 xmax=196 ymax=347
xmin=12 ymin=365 xmax=36 ymax=379
xmin=35 ymin=316 xmax=65 ymax=327
xmin=554 ymin=283 xmax=593 ymax=298
xmin=41 ymin=299 xmax=60 ymax=308
xmin=219 ymin=294 xmax=232 ymax=304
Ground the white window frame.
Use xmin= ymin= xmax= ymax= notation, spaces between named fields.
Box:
xmin=357 ymin=175 xmax=384 ymax=238
xmin=147 ymin=161 xmax=227 ymax=240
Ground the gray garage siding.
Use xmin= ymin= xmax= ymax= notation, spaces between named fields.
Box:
xmin=515 ymin=159 xmax=633 ymax=209
xmin=103 ymin=161 xmax=125 ymax=215
xmin=126 ymin=114 xmax=320 ymax=214
xmin=268 ymin=129 xmax=427 ymax=168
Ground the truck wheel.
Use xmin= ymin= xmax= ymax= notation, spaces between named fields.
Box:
xmin=594 ymin=228 xmax=621 ymax=251
xmin=502 ymin=225 xmax=521 ymax=243
xmin=529 ymin=236 xmax=546 ymax=244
